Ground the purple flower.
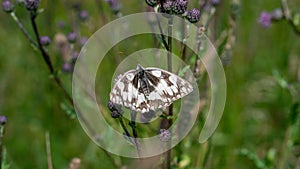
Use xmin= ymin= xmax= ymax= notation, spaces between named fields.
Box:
xmin=107 ymin=100 xmax=123 ymax=118
xmin=161 ymin=0 xmax=173 ymax=14
xmin=145 ymin=0 xmax=157 ymax=7
xmin=40 ymin=36 xmax=51 ymax=46
xmin=71 ymin=52 xmax=79 ymax=61
xmin=62 ymin=62 xmax=72 ymax=73
xmin=0 ymin=116 xmax=7 ymax=125
xmin=258 ymin=11 xmax=272 ymax=28
xmin=107 ymin=0 xmax=121 ymax=14
xmin=2 ymin=0 xmax=14 ymax=13
xmin=67 ymin=32 xmax=77 ymax=43
xmin=79 ymin=37 xmax=88 ymax=46
xmin=186 ymin=8 xmax=201 ymax=23
xmin=79 ymin=10 xmax=89 ymax=21
xmin=172 ymin=0 xmax=188 ymax=15
xmin=24 ymin=0 xmax=40 ymax=11
xmin=159 ymin=129 xmax=171 ymax=142
xmin=211 ymin=0 xmax=221 ymax=6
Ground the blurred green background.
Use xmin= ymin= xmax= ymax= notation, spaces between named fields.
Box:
xmin=0 ymin=0 xmax=300 ymax=168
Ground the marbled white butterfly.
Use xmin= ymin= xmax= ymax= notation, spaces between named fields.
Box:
xmin=110 ymin=64 xmax=193 ymax=113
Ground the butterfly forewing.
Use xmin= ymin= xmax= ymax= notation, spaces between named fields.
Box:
xmin=109 ymin=66 xmax=193 ymax=113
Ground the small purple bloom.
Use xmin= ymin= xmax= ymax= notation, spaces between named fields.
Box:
xmin=258 ymin=11 xmax=272 ymax=28
xmin=24 ymin=0 xmax=40 ymax=11
xmin=145 ymin=0 xmax=157 ymax=7
xmin=186 ymin=8 xmax=201 ymax=23
xmin=107 ymin=100 xmax=123 ymax=118
xmin=210 ymin=0 xmax=221 ymax=6
xmin=172 ymin=0 xmax=188 ymax=15
xmin=40 ymin=36 xmax=51 ymax=46
xmin=159 ymin=129 xmax=171 ymax=142
xmin=67 ymin=32 xmax=77 ymax=43
xmin=79 ymin=10 xmax=89 ymax=21
xmin=62 ymin=62 xmax=72 ymax=73
xmin=107 ymin=0 xmax=121 ymax=14
xmin=71 ymin=52 xmax=79 ymax=60
xmin=80 ymin=37 xmax=88 ymax=46
xmin=2 ymin=0 xmax=14 ymax=13
xmin=0 ymin=116 xmax=7 ymax=125
xmin=161 ymin=0 xmax=173 ymax=14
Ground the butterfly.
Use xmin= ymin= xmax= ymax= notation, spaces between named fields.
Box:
xmin=109 ymin=64 xmax=193 ymax=113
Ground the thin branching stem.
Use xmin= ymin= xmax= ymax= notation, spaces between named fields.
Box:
xmin=45 ymin=132 xmax=53 ymax=169
xmin=166 ymin=16 xmax=174 ymax=169
xmin=155 ymin=13 xmax=169 ymax=50
xmin=281 ymin=0 xmax=300 ymax=35
xmin=130 ymin=111 xmax=141 ymax=158
xmin=10 ymin=12 xmax=38 ymax=49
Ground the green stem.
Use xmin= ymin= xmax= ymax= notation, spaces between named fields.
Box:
xmin=10 ymin=12 xmax=38 ymax=49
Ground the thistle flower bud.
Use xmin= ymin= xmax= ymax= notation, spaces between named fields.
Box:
xmin=40 ymin=36 xmax=51 ymax=46
xmin=2 ymin=0 xmax=14 ymax=13
xmin=160 ymin=0 xmax=173 ymax=14
xmin=0 ymin=116 xmax=7 ymax=125
xmin=62 ymin=62 xmax=72 ymax=73
xmin=210 ymin=0 xmax=221 ymax=6
xmin=172 ymin=0 xmax=188 ymax=15
xmin=79 ymin=10 xmax=89 ymax=21
xmin=108 ymin=0 xmax=121 ymax=14
xmin=159 ymin=129 xmax=171 ymax=142
xmin=24 ymin=0 xmax=40 ymax=11
xmin=67 ymin=32 xmax=77 ymax=43
xmin=186 ymin=8 xmax=201 ymax=23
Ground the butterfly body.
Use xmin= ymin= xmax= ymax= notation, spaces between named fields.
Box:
xmin=110 ymin=64 xmax=193 ymax=113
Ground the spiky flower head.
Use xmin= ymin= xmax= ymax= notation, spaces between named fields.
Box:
xmin=186 ymin=8 xmax=201 ymax=23
xmin=172 ymin=0 xmax=188 ymax=15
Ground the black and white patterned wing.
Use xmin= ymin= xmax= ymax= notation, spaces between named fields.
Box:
xmin=144 ymin=67 xmax=193 ymax=111
xmin=110 ymin=70 xmax=139 ymax=109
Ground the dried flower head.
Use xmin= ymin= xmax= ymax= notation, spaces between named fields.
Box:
xmin=2 ymin=0 xmax=14 ymax=13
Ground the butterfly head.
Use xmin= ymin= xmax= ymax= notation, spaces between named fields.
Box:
xmin=136 ymin=64 xmax=145 ymax=78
